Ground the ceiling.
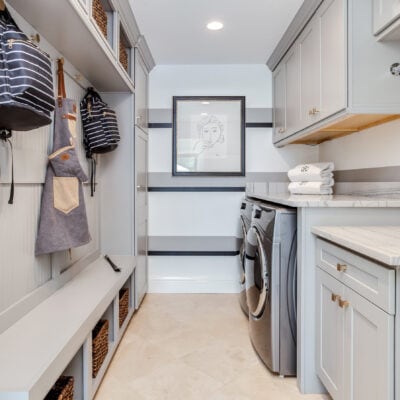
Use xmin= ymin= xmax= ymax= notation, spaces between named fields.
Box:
xmin=129 ymin=0 xmax=304 ymax=65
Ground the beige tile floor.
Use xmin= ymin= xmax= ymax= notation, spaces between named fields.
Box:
xmin=95 ymin=294 xmax=330 ymax=400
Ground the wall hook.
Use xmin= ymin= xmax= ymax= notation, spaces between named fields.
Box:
xmin=30 ymin=33 xmax=40 ymax=44
xmin=390 ymin=63 xmax=400 ymax=76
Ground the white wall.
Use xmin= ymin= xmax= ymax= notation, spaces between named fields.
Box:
xmin=319 ymin=119 xmax=400 ymax=170
xmin=148 ymin=64 xmax=318 ymax=293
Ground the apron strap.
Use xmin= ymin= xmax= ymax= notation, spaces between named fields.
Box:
xmin=57 ymin=58 xmax=66 ymax=107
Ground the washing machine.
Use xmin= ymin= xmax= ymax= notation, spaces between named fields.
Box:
xmin=245 ymin=201 xmax=297 ymax=376
xmin=238 ymin=198 xmax=254 ymax=316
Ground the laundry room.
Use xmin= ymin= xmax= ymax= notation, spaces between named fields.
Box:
xmin=1 ymin=0 xmax=400 ymax=400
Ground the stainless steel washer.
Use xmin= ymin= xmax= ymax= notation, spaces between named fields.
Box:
xmin=245 ymin=201 xmax=297 ymax=376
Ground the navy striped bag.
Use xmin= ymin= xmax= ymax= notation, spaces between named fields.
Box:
xmin=80 ymin=87 xmax=120 ymax=195
xmin=0 ymin=6 xmax=55 ymax=204
xmin=0 ymin=7 xmax=55 ymax=131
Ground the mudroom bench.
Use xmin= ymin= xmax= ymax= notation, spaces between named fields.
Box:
xmin=0 ymin=255 xmax=136 ymax=400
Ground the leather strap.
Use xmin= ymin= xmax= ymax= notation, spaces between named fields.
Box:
xmin=0 ymin=1 xmax=5 ymax=12
xmin=57 ymin=58 xmax=66 ymax=107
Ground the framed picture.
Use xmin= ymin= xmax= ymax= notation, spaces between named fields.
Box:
xmin=172 ymin=96 xmax=245 ymax=176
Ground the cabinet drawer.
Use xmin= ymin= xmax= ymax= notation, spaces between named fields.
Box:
xmin=316 ymin=238 xmax=395 ymax=314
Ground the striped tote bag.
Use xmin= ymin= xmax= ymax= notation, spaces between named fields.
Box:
xmin=80 ymin=87 xmax=120 ymax=158
xmin=0 ymin=7 xmax=55 ymax=131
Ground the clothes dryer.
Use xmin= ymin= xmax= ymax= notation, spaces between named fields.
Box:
xmin=245 ymin=201 xmax=297 ymax=376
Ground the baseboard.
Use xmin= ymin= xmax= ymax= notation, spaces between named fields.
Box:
xmin=148 ymin=277 xmax=240 ymax=294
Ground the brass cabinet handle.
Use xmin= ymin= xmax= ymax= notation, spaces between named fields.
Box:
xmin=313 ymin=107 xmax=320 ymax=114
xmin=331 ymin=293 xmax=340 ymax=302
xmin=308 ymin=109 xmax=314 ymax=116
xmin=336 ymin=263 xmax=347 ymax=272
xmin=278 ymin=128 xmax=286 ymax=133
xmin=339 ymin=299 xmax=350 ymax=308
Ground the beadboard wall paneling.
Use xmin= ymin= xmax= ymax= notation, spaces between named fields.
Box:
xmin=0 ymin=8 xmax=100 ymax=326
xmin=0 ymin=185 xmax=51 ymax=313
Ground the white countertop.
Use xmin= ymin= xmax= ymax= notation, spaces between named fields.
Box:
xmin=247 ymin=192 xmax=400 ymax=208
xmin=312 ymin=226 xmax=400 ymax=266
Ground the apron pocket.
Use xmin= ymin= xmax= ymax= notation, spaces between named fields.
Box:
xmin=53 ymin=177 xmax=79 ymax=214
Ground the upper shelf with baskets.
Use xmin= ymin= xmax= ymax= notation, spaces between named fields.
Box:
xmin=7 ymin=0 xmax=154 ymax=92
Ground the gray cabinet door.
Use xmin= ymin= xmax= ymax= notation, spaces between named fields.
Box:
xmin=135 ymin=128 xmax=148 ymax=308
xmin=373 ymin=0 xmax=400 ymax=34
xmin=299 ymin=18 xmax=321 ymax=127
xmin=316 ymin=268 xmax=345 ymax=400
xmin=134 ymin=50 xmax=149 ymax=134
xmin=272 ymin=63 xmax=286 ymax=143
xmin=344 ymin=286 xmax=394 ymax=400
xmin=284 ymin=45 xmax=301 ymax=137
xmin=319 ymin=0 xmax=346 ymax=119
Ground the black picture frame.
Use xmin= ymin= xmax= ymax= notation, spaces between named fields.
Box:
xmin=172 ymin=96 xmax=246 ymax=176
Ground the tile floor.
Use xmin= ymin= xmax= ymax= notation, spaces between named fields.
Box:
xmin=95 ymin=294 xmax=330 ymax=400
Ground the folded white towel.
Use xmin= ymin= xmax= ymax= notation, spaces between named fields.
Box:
xmin=288 ymin=162 xmax=334 ymax=182
xmin=288 ymin=181 xmax=333 ymax=195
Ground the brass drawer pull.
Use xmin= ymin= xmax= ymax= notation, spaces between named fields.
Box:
xmin=336 ymin=263 xmax=347 ymax=272
xmin=331 ymin=293 xmax=340 ymax=302
xmin=339 ymin=299 xmax=350 ymax=309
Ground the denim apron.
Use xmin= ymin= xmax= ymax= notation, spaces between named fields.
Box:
xmin=35 ymin=59 xmax=91 ymax=255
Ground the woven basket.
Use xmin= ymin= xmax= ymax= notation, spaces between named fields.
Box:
xmin=119 ymin=40 xmax=129 ymax=72
xmin=92 ymin=0 xmax=108 ymax=39
xmin=92 ymin=319 xmax=109 ymax=378
xmin=44 ymin=376 xmax=74 ymax=400
xmin=119 ymin=288 xmax=129 ymax=327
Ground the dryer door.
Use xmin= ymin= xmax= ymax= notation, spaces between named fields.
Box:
xmin=245 ymin=227 xmax=270 ymax=319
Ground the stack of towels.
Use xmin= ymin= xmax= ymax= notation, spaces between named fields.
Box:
xmin=288 ymin=162 xmax=334 ymax=195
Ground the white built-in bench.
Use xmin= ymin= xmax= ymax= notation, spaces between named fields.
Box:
xmin=0 ymin=255 xmax=136 ymax=400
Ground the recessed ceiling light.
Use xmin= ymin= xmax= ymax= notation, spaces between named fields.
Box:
xmin=201 ymin=112 xmax=208 ymax=116
xmin=202 ymin=101 xmax=210 ymax=105
xmin=207 ymin=21 xmax=224 ymax=31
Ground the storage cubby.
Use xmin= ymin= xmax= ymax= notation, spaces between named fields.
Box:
xmin=56 ymin=346 xmax=85 ymax=400
xmin=119 ymin=273 xmax=134 ymax=329
xmin=119 ymin=25 xmax=133 ymax=77
xmin=92 ymin=0 xmax=115 ymax=50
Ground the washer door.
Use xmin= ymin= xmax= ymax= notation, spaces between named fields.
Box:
xmin=246 ymin=227 xmax=269 ymax=319
xmin=239 ymin=217 xmax=247 ymax=285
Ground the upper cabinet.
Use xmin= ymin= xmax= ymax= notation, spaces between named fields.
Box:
xmin=270 ymin=0 xmax=400 ymax=147
xmin=135 ymin=48 xmax=149 ymax=134
xmin=373 ymin=0 xmax=400 ymax=39
xmin=7 ymin=0 xmax=155 ymax=92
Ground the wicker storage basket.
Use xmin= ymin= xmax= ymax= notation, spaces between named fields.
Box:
xmin=92 ymin=319 xmax=109 ymax=378
xmin=119 ymin=287 xmax=129 ymax=327
xmin=92 ymin=0 xmax=108 ymax=39
xmin=44 ymin=376 xmax=74 ymax=400
xmin=119 ymin=40 xmax=129 ymax=72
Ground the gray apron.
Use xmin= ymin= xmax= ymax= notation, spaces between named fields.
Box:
xmin=35 ymin=59 xmax=91 ymax=256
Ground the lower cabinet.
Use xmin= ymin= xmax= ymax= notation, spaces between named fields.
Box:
xmin=316 ymin=267 xmax=394 ymax=400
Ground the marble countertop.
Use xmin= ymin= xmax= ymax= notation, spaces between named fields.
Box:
xmin=247 ymin=192 xmax=400 ymax=208
xmin=312 ymin=226 xmax=400 ymax=266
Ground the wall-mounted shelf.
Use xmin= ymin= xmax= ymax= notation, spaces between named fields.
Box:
xmin=8 ymin=0 xmax=135 ymax=92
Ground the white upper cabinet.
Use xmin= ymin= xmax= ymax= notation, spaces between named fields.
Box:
xmin=299 ymin=19 xmax=321 ymax=127
xmin=272 ymin=63 xmax=286 ymax=142
xmin=373 ymin=0 xmax=400 ymax=35
xmin=269 ymin=0 xmax=400 ymax=147
xmin=285 ymin=45 xmax=301 ymax=137
xmin=319 ymin=0 xmax=346 ymax=119
xmin=135 ymin=50 xmax=149 ymax=133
